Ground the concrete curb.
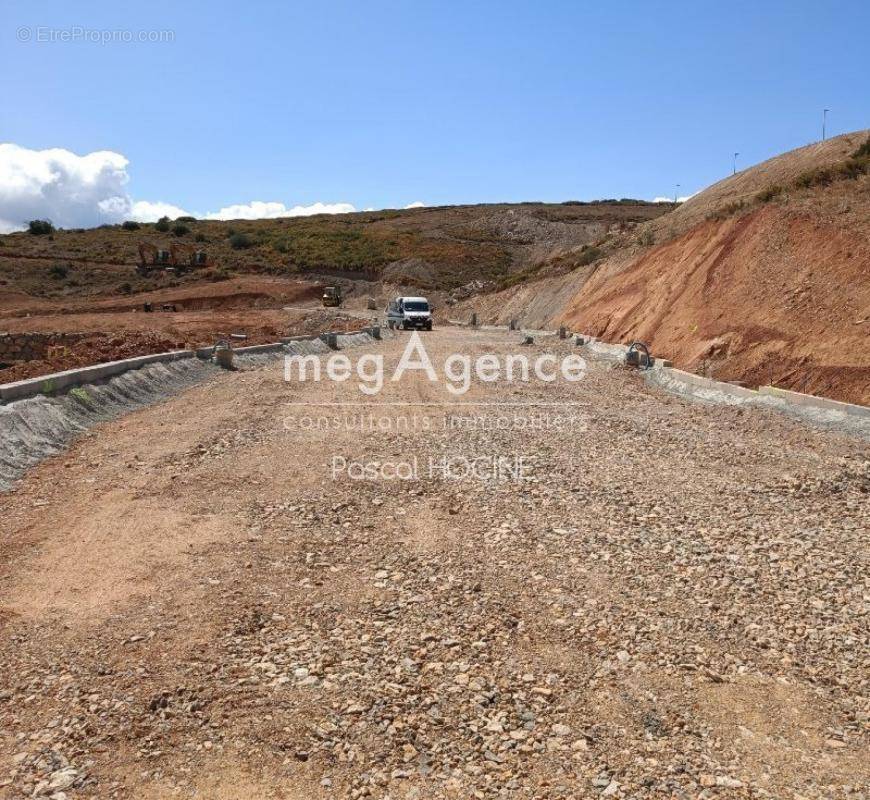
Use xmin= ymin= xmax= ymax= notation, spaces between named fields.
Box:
xmin=232 ymin=342 xmax=287 ymax=356
xmin=758 ymin=385 xmax=869 ymax=419
xmin=658 ymin=367 xmax=761 ymax=401
xmin=1 ymin=327 xmax=389 ymax=405
xmin=0 ymin=349 xmax=194 ymax=403
xmin=576 ymin=331 xmax=868 ymax=424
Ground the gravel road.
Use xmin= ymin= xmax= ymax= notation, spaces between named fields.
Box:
xmin=0 ymin=328 xmax=867 ymax=799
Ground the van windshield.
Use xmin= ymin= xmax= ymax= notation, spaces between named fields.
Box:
xmin=403 ymin=301 xmax=429 ymax=312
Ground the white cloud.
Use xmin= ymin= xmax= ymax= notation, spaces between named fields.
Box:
xmin=203 ymin=200 xmax=356 ymax=221
xmin=0 ymin=143 xmax=131 ymax=232
xmin=0 ymin=143 xmax=359 ymax=231
xmin=653 ymin=195 xmax=694 ymax=203
xmin=403 ymin=201 xmax=425 ymax=209
xmin=129 ymin=200 xmax=191 ymax=222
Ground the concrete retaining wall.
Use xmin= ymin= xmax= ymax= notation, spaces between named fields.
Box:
xmin=654 ymin=366 xmax=761 ymax=402
xmin=574 ymin=329 xmax=868 ymax=433
xmin=758 ymin=385 xmax=869 ymax=420
xmin=645 ymin=355 xmax=868 ymax=435
xmin=2 ymin=326 xmax=388 ymax=405
xmin=0 ymin=350 xmax=194 ymax=403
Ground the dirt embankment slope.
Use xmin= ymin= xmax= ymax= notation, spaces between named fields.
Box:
xmin=467 ymin=131 xmax=870 ymax=405
xmin=562 ymin=190 xmax=870 ymax=405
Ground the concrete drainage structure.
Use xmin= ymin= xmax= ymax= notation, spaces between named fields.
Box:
xmin=0 ymin=326 xmax=388 ymax=492
xmin=572 ymin=332 xmax=868 ymax=437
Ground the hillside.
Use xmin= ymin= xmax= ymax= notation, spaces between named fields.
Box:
xmin=462 ymin=130 xmax=870 ymax=405
xmin=0 ymin=200 xmax=670 ymax=382
xmin=0 ymin=200 xmax=670 ymax=302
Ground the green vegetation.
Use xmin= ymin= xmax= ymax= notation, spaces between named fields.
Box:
xmin=575 ymin=245 xmax=604 ymax=266
xmin=194 ymin=232 xmax=207 ymax=243
xmin=121 ymin=220 xmax=140 ymax=231
xmin=707 ymin=201 xmax=744 ymax=221
xmin=28 ymin=219 xmax=55 ymax=235
xmin=69 ymin=386 xmax=94 ymax=408
xmin=229 ymin=232 xmax=254 ymax=250
xmin=495 ymin=263 xmax=543 ymax=291
xmin=48 ymin=263 xmax=69 ymax=279
xmin=172 ymin=223 xmax=190 ymax=237
xmin=852 ymin=135 xmax=870 ymax=159
xmin=756 ymin=185 xmax=783 ymax=203
xmin=176 ymin=216 xmax=197 ymax=223
xmin=793 ymin=134 xmax=870 ymax=189
xmin=154 ymin=216 xmax=171 ymax=233
xmin=267 ymin=225 xmax=394 ymax=272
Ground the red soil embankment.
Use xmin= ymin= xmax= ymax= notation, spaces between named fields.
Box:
xmin=561 ymin=202 xmax=870 ymax=405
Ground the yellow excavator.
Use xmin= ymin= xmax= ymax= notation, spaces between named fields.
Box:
xmin=137 ymin=242 xmax=171 ymax=275
xmin=170 ymin=242 xmax=211 ymax=274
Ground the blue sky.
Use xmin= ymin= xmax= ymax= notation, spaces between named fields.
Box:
xmin=1 ymin=0 xmax=868 ymax=227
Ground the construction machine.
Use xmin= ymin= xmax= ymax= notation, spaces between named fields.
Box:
xmin=170 ymin=242 xmax=211 ymax=274
xmin=137 ymin=242 xmax=172 ymax=275
xmin=322 ymin=285 xmax=342 ymax=307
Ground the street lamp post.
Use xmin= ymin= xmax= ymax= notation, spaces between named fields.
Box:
xmin=733 ymin=152 xmax=739 ymax=175
xmin=674 ymin=184 xmax=680 ymax=203
xmin=822 ymin=108 xmax=830 ymax=141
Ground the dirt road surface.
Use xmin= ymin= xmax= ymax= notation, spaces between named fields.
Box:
xmin=0 ymin=328 xmax=867 ymax=799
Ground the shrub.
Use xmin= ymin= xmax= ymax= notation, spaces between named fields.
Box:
xmin=756 ymin=185 xmax=783 ymax=203
xmin=837 ymin=157 xmax=869 ymax=180
xmin=194 ymin=232 xmax=207 ymax=243
xmin=637 ymin=229 xmax=655 ymax=246
xmin=172 ymin=223 xmax=190 ymax=237
xmin=229 ymin=232 xmax=253 ymax=250
xmin=154 ymin=216 xmax=171 ymax=232
xmin=851 ymin=134 xmax=870 ymax=160
xmin=795 ymin=167 xmax=834 ymax=189
xmin=576 ymin=245 xmax=603 ymax=266
xmin=176 ymin=215 xmax=197 ymax=222
xmin=117 ymin=282 xmax=133 ymax=294
xmin=48 ymin=263 xmax=69 ymax=279
xmin=122 ymin=220 xmax=140 ymax=231
xmin=28 ymin=219 xmax=55 ymax=235
xmin=707 ymin=200 xmax=744 ymax=221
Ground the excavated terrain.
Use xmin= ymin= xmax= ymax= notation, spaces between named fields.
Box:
xmin=460 ymin=131 xmax=870 ymax=406
xmin=1 ymin=328 xmax=867 ymax=800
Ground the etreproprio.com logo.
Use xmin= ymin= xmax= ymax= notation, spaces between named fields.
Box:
xmin=284 ymin=332 xmax=587 ymax=396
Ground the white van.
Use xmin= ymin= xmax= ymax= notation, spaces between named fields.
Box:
xmin=386 ymin=296 xmax=433 ymax=330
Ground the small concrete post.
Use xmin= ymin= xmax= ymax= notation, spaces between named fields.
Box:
xmin=320 ymin=332 xmax=339 ymax=350
xmin=558 ymin=326 xmax=567 ymax=339
xmin=470 ymin=312 xmax=478 ymax=328
xmin=509 ymin=318 xmax=518 ymax=331
xmin=370 ymin=325 xmax=381 ymax=340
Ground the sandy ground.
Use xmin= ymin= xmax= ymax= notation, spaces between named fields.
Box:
xmin=0 ymin=328 xmax=867 ymax=799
